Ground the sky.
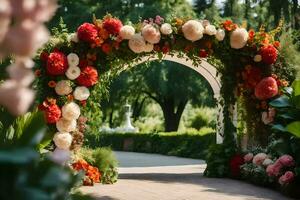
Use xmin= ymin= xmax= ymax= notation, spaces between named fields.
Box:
xmin=187 ymin=0 xmax=224 ymax=7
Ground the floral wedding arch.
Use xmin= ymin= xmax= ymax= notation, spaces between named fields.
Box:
xmin=35 ymin=15 xmax=292 ymax=157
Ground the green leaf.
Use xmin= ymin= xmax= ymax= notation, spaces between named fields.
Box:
xmin=292 ymin=80 xmax=300 ymax=96
xmin=283 ymin=87 xmax=293 ymax=95
xmin=269 ymin=96 xmax=291 ymax=108
xmin=0 ymin=148 xmax=38 ymax=164
xmin=278 ymin=113 xmax=295 ymax=120
xmin=271 ymin=124 xmax=287 ymax=132
xmin=292 ymin=95 xmax=300 ymax=109
xmin=286 ymin=121 xmax=300 ymax=137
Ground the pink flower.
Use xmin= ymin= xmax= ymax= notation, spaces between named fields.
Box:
xmin=266 ymin=163 xmax=282 ymax=177
xmin=252 ymin=153 xmax=267 ymax=166
xmin=261 ymin=108 xmax=276 ymax=125
xmin=279 ymin=171 xmax=295 ymax=185
xmin=244 ymin=153 xmax=254 ymax=163
xmin=278 ymin=155 xmax=295 ymax=167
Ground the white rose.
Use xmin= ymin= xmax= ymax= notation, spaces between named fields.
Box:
xmin=230 ymin=28 xmax=248 ymax=49
xmin=56 ymin=118 xmax=77 ymax=132
xmin=62 ymin=102 xmax=80 ymax=120
xmin=215 ymin=29 xmax=225 ymax=41
xmin=160 ymin=23 xmax=173 ymax=35
xmin=66 ymin=66 xmax=81 ymax=80
xmin=144 ymin=43 xmax=154 ymax=52
xmin=142 ymin=24 xmax=161 ymax=44
xmin=201 ymin=20 xmax=210 ymax=27
xmin=67 ymin=53 xmax=79 ymax=67
xmin=128 ymin=33 xmax=146 ymax=53
xmin=53 ymin=132 xmax=72 ymax=150
xmin=55 ymin=80 xmax=72 ymax=96
xmin=254 ymin=54 xmax=262 ymax=62
xmin=119 ymin=25 xmax=135 ymax=40
xmin=204 ymin=25 xmax=217 ymax=36
xmin=69 ymin=33 xmax=79 ymax=43
xmin=182 ymin=20 xmax=204 ymax=42
xmin=73 ymin=86 xmax=90 ymax=101
xmin=262 ymin=158 xmax=273 ymax=166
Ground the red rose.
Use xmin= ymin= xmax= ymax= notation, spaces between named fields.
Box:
xmin=255 ymin=77 xmax=278 ymax=100
xmin=46 ymin=51 xmax=68 ymax=75
xmin=101 ymin=43 xmax=112 ymax=54
xmin=260 ymin=45 xmax=278 ymax=65
xmin=77 ymin=23 xmax=98 ymax=43
xmin=76 ymin=66 xmax=98 ymax=87
xmin=199 ymin=49 xmax=208 ymax=58
xmin=103 ymin=18 xmax=123 ymax=35
xmin=162 ymin=45 xmax=170 ymax=54
xmin=230 ymin=154 xmax=245 ymax=177
xmin=44 ymin=104 xmax=61 ymax=124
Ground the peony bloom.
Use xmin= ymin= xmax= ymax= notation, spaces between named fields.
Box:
xmin=244 ymin=153 xmax=254 ymax=163
xmin=266 ymin=163 xmax=282 ymax=177
xmin=67 ymin=53 xmax=79 ymax=67
xmin=215 ymin=29 xmax=225 ymax=41
xmin=255 ymin=77 xmax=278 ymax=100
xmin=44 ymin=103 xmax=61 ymax=124
xmin=62 ymin=102 xmax=81 ymax=120
xmin=128 ymin=33 xmax=146 ymax=53
xmin=73 ymin=86 xmax=90 ymax=101
xmin=261 ymin=108 xmax=276 ymax=125
xmin=278 ymin=155 xmax=295 ymax=167
xmin=77 ymin=23 xmax=98 ymax=43
xmin=254 ymin=54 xmax=262 ymax=62
xmin=260 ymin=45 xmax=278 ymax=65
xmin=142 ymin=24 xmax=161 ymax=44
xmin=160 ymin=23 xmax=173 ymax=35
xmin=47 ymin=51 xmax=68 ymax=76
xmin=230 ymin=28 xmax=248 ymax=49
xmin=279 ymin=171 xmax=295 ymax=185
xmin=204 ymin=25 xmax=217 ymax=36
xmin=66 ymin=66 xmax=81 ymax=80
xmin=56 ymin=118 xmax=77 ymax=132
xmin=144 ymin=43 xmax=154 ymax=53
xmin=55 ymin=80 xmax=73 ymax=96
xmin=262 ymin=158 xmax=273 ymax=167
xmin=103 ymin=17 xmax=123 ymax=35
xmin=252 ymin=153 xmax=267 ymax=166
xmin=76 ymin=66 xmax=98 ymax=87
xmin=182 ymin=20 xmax=204 ymax=42
xmin=119 ymin=25 xmax=135 ymax=40
xmin=53 ymin=132 xmax=73 ymax=150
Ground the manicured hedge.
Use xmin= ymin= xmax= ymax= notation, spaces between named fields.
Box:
xmin=84 ymin=132 xmax=216 ymax=159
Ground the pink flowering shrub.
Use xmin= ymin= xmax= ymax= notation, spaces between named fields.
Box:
xmin=279 ymin=171 xmax=295 ymax=185
xmin=244 ymin=153 xmax=254 ymax=162
xmin=278 ymin=155 xmax=295 ymax=167
xmin=252 ymin=153 xmax=267 ymax=166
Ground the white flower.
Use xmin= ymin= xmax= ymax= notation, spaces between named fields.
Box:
xmin=261 ymin=108 xmax=276 ymax=125
xmin=142 ymin=24 xmax=161 ymax=44
xmin=160 ymin=23 xmax=173 ymax=35
xmin=201 ymin=20 xmax=210 ymax=27
xmin=254 ymin=54 xmax=262 ymax=62
xmin=55 ymin=80 xmax=72 ymax=96
xmin=119 ymin=25 xmax=135 ymax=40
xmin=215 ymin=29 xmax=225 ymax=41
xmin=230 ymin=28 xmax=248 ymax=49
xmin=204 ymin=25 xmax=217 ymax=35
xmin=53 ymin=132 xmax=72 ymax=150
xmin=50 ymin=148 xmax=71 ymax=165
xmin=69 ymin=33 xmax=79 ymax=43
xmin=66 ymin=66 xmax=81 ymax=80
xmin=73 ymin=86 xmax=90 ymax=101
xmin=263 ymin=158 xmax=273 ymax=166
xmin=128 ymin=33 xmax=146 ymax=53
xmin=62 ymin=102 xmax=80 ymax=120
xmin=56 ymin=118 xmax=77 ymax=132
xmin=7 ymin=60 xmax=34 ymax=86
xmin=144 ymin=43 xmax=154 ymax=52
xmin=67 ymin=53 xmax=79 ymax=67
xmin=182 ymin=20 xmax=204 ymax=42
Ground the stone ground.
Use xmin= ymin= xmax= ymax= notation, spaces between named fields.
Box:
xmin=81 ymin=151 xmax=293 ymax=200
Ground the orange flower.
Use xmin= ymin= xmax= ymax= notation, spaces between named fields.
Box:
xmin=48 ymin=80 xmax=56 ymax=88
xmin=222 ymin=20 xmax=237 ymax=31
xmin=273 ymin=41 xmax=280 ymax=49
xmin=248 ymin=29 xmax=255 ymax=41
xmin=35 ymin=69 xmax=42 ymax=77
xmin=67 ymin=94 xmax=74 ymax=102
xmin=282 ymin=80 xmax=289 ymax=87
xmin=98 ymin=26 xmax=109 ymax=40
xmin=175 ymin=18 xmax=183 ymax=26
xmin=46 ymin=97 xmax=57 ymax=105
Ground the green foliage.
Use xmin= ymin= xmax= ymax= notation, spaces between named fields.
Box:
xmin=85 ymin=131 xmax=215 ymax=159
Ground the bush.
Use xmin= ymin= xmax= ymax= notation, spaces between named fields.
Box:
xmin=77 ymin=147 xmax=119 ymax=184
xmin=84 ymin=131 xmax=215 ymax=159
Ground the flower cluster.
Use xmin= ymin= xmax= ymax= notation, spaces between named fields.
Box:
xmin=72 ymin=159 xmax=101 ymax=186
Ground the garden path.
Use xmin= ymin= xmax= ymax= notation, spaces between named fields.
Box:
xmin=81 ymin=151 xmax=292 ymax=200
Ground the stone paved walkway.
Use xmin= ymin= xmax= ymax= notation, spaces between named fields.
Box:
xmin=81 ymin=151 xmax=292 ymax=200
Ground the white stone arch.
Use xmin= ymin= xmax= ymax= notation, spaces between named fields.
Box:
xmin=128 ymin=53 xmax=224 ymax=144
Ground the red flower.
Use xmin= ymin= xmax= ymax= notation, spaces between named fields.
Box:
xmin=42 ymin=103 xmax=61 ymax=124
xmin=255 ymin=77 xmax=278 ymax=100
xmin=230 ymin=154 xmax=245 ymax=177
xmin=77 ymin=23 xmax=98 ymax=43
xmin=79 ymin=59 xmax=89 ymax=68
xmin=103 ymin=17 xmax=123 ymax=35
xmin=242 ymin=66 xmax=262 ymax=89
xmin=46 ymin=51 xmax=68 ymax=76
xmin=76 ymin=66 xmax=98 ymax=87
xmin=40 ymin=51 xmax=49 ymax=62
xmin=199 ymin=49 xmax=208 ymax=58
xmin=154 ymin=45 xmax=161 ymax=52
xmin=101 ymin=43 xmax=112 ymax=54
xmin=162 ymin=45 xmax=170 ymax=54
xmin=260 ymin=45 xmax=278 ymax=65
